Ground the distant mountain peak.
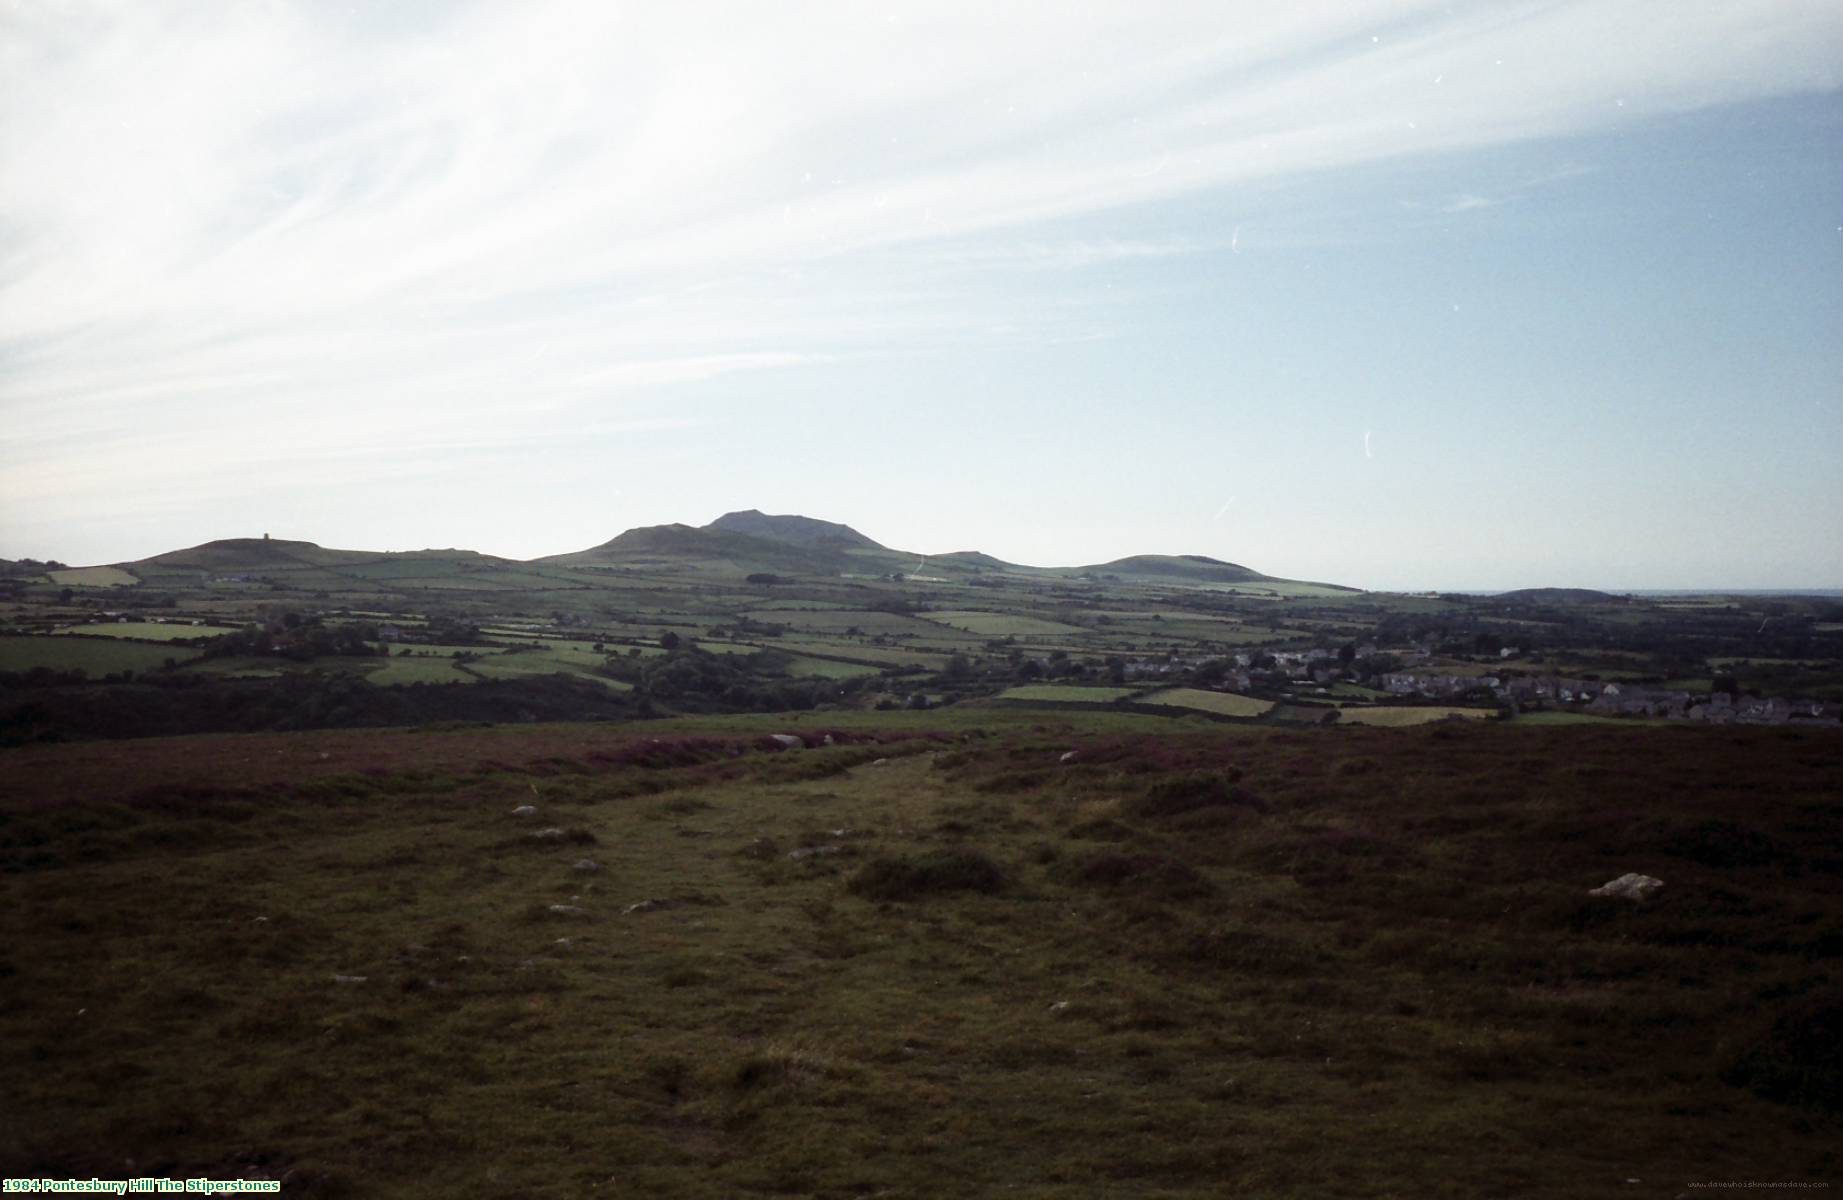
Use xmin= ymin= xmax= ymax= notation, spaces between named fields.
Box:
xmin=703 ymin=510 xmax=884 ymax=551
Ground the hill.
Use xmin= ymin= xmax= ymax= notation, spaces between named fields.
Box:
xmin=134 ymin=537 xmax=375 ymax=571
xmin=1075 ymin=553 xmax=1270 ymax=584
xmin=71 ymin=513 xmax=1326 ymax=592
xmin=703 ymin=509 xmax=885 ymax=551
xmin=541 ymin=523 xmax=853 ymax=576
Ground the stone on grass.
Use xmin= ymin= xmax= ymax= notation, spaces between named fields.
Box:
xmin=770 ymin=734 xmax=804 ymax=749
xmin=1059 ymin=751 xmax=1079 ymax=764
xmin=548 ymin=904 xmax=586 ymax=916
xmin=512 ymin=805 xmax=538 ymax=817
xmin=571 ymin=859 xmax=600 ymax=872
xmin=1590 ymin=873 xmax=1664 ymax=901
xmin=532 ymin=827 xmax=565 ymax=840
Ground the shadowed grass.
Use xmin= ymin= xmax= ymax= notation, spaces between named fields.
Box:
xmin=0 ymin=719 xmax=1837 ymax=1196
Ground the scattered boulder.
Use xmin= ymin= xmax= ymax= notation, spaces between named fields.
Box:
xmin=1059 ymin=751 xmax=1079 ymax=764
xmin=512 ymin=805 xmax=538 ymax=817
xmin=1048 ymin=1000 xmax=1071 ymax=1014
xmin=1590 ymin=873 xmax=1664 ymax=901
xmin=548 ymin=904 xmax=586 ymax=916
xmin=769 ymin=734 xmax=803 ymax=749
xmin=532 ymin=827 xmax=566 ymax=840
xmin=571 ymin=859 xmax=600 ymax=872
xmin=624 ymin=899 xmax=663 ymax=915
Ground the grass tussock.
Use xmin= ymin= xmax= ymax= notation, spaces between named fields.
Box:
xmin=1124 ymin=770 xmax=1265 ymax=818
xmin=845 ymin=848 xmax=1008 ymax=900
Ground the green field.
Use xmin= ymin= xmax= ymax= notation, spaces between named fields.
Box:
xmin=364 ymin=656 xmax=479 ymax=685
xmin=45 ymin=566 xmax=140 ymax=588
xmin=995 ymin=685 xmax=1139 ymax=704
xmin=52 ymin=621 xmax=227 ymax=642
xmin=778 ymin=641 xmax=948 ymax=668
xmin=0 ymin=634 xmax=200 ymax=674
xmin=463 ymin=654 xmax=632 ymax=690
xmin=920 ymin=611 xmax=1089 ymax=637
xmin=771 ymin=655 xmax=882 ymax=680
xmin=1137 ymin=687 xmax=1275 ymax=717
xmin=746 ymin=609 xmax=966 ymax=639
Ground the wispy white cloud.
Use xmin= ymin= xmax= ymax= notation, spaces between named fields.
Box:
xmin=2 ymin=0 xmax=1838 ymax=559
xmin=1442 ymin=193 xmax=1497 ymax=213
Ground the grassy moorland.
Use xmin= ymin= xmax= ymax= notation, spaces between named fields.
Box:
xmin=0 ymin=715 xmax=1837 ymax=1197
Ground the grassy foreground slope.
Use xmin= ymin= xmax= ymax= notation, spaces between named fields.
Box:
xmin=0 ymin=718 xmax=1837 ymax=1197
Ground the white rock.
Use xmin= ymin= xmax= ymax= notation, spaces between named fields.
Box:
xmin=532 ymin=827 xmax=565 ymax=839
xmin=770 ymin=734 xmax=803 ymax=749
xmin=1059 ymin=751 xmax=1079 ymax=764
xmin=512 ymin=805 xmax=538 ymax=817
xmin=571 ymin=859 xmax=600 ymax=872
xmin=548 ymin=904 xmax=586 ymax=915
xmin=1590 ymin=873 xmax=1664 ymax=901
xmin=624 ymin=899 xmax=661 ymax=914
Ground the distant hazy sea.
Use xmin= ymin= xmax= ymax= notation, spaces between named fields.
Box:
xmin=1627 ymin=589 xmax=1843 ymax=597
xmin=1439 ymin=589 xmax=1843 ymax=598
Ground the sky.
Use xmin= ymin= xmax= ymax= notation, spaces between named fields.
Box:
xmin=2 ymin=0 xmax=1839 ymax=591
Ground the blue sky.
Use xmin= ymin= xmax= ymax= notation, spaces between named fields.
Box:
xmin=2 ymin=1 xmax=1838 ymax=590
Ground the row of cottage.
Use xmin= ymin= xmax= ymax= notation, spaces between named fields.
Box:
xmin=1379 ymin=672 xmax=1837 ymax=725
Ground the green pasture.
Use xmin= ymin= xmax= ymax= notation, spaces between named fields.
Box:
xmin=920 ymin=611 xmax=1089 ymax=637
xmin=364 ymin=657 xmax=479 ymax=685
xmin=772 ymin=655 xmax=882 ymax=680
xmin=46 ymin=566 xmax=139 ymax=588
xmin=1137 ymin=688 xmax=1275 ymax=717
xmin=995 ymin=685 xmax=1139 ymax=704
xmin=0 ymin=634 xmax=199 ymax=675
xmin=778 ymin=641 xmax=948 ymax=668
xmin=746 ymin=610 xmax=957 ymax=638
xmin=52 ymin=622 xmax=228 ymax=642
xmin=463 ymin=654 xmax=632 ymax=690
